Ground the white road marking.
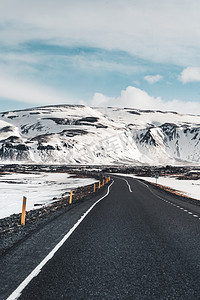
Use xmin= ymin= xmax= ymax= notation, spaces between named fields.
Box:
xmin=112 ymin=175 xmax=132 ymax=193
xmin=6 ymin=181 xmax=114 ymax=300
xmin=120 ymin=175 xmax=200 ymax=222
xmin=121 ymin=178 xmax=132 ymax=193
xmin=138 ymin=180 xmax=149 ymax=188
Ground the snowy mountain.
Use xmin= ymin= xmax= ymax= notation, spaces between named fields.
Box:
xmin=0 ymin=105 xmax=199 ymax=165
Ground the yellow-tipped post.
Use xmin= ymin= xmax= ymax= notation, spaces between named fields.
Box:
xmin=69 ymin=190 xmax=73 ymax=204
xmin=21 ymin=196 xmax=27 ymax=225
xmin=94 ymin=183 xmax=96 ymax=193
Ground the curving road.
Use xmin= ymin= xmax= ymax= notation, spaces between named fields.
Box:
xmin=3 ymin=176 xmax=200 ymax=299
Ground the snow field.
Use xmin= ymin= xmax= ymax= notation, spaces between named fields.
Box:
xmin=0 ymin=172 xmax=97 ymax=219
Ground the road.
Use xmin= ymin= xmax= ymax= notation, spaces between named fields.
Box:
xmin=3 ymin=176 xmax=200 ymax=299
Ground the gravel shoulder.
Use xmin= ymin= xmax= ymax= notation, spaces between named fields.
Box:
xmin=0 ymin=180 xmax=108 ymax=256
xmin=0 ymin=181 xmax=111 ymax=300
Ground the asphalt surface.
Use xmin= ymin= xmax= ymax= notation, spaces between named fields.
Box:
xmin=3 ymin=176 xmax=200 ymax=299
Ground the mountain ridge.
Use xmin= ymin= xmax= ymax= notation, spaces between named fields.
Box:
xmin=0 ymin=105 xmax=199 ymax=166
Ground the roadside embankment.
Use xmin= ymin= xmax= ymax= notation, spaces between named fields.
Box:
xmin=0 ymin=178 xmax=111 ymax=256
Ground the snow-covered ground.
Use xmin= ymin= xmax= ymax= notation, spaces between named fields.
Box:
xmin=116 ymin=174 xmax=200 ymax=201
xmin=0 ymin=172 xmax=97 ymax=219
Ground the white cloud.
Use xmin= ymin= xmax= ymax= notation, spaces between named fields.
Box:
xmin=144 ymin=74 xmax=163 ymax=84
xmin=1 ymin=0 xmax=200 ymax=66
xmin=91 ymin=86 xmax=200 ymax=115
xmin=0 ymin=52 xmax=39 ymax=64
xmin=1 ymin=1 xmax=200 ymax=113
xmin=180 ymin=67 xmax=200 ymax=83
xmin=91 ymin=93 xmax=110 ymax=107
xmin=71 ymin=55 xmax=144 ymax=74
xmin=0 ymin=73 xmax=71 ymax=105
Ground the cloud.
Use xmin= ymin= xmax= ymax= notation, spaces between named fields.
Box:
xmin=144 ymin=74 xmax=163 ymax=84
xmin=0 ymin=73 xmax=71 ymax=105
xmin=91 ymin=86 xmax=200 ymax=115
xmin=1 ymin=0 xmax=200 ymax=66
xmin=179 ymin=67 xmax=200 ymax=83
xmin=91 ymin=93 xmax=110 ymax=107
xmin=71 ymin=55 xmax=145 ymax=74
xmin=1 ymin=0 xmax=200 ymax=113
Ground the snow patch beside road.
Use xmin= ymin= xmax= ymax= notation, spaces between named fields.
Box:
xmin=0 ymin=172 xmax=97 ymax=219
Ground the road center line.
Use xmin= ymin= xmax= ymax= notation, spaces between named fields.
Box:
xmin=6 ymin=181 xmax=114 ymax=300
xmin=111 ymin=175 xmax=132 ymax=193
xmin=121 ymin=178 xmax=132 ymax=193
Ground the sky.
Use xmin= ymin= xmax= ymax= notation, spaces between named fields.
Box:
xmin=0 ymin=0 xmax=200 ymax=114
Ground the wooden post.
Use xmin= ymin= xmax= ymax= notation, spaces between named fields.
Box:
xmin=69 ymin=190 xmax=73 ymax=204
xmin=21 ymin=196 xmax=27 ymax=225
xmin=94 ymin=183 xmax=96 ymax=193
xmin=99 ymin=181 xmax=101 ymax=188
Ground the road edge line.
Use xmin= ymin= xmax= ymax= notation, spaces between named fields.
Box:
xmin=6 ymin=181 xmax=114 ymax=300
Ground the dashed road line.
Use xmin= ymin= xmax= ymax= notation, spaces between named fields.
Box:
xmin=114 ymin=174 xmax=200 ymax=222
xmin=134 ymin=178 xmax=200 ymax=221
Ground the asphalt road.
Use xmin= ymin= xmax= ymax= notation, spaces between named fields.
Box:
xmin=3 ymin=176 xmax=200 ymax=299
